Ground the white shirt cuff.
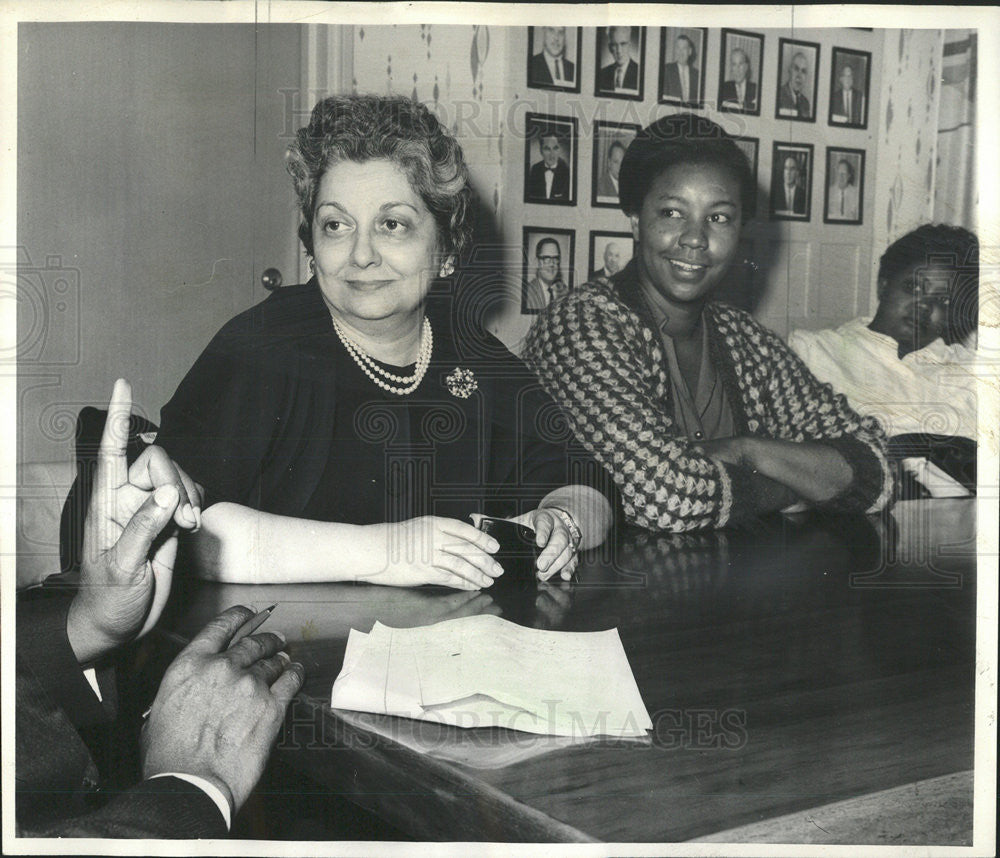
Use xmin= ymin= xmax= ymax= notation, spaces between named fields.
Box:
xmin=147 ymin=773 xmax=232 ymax=829
xmin=82 ymin=666 xmax=103 ymax=702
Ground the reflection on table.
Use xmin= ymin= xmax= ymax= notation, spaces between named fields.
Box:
xmin=156 ymin=499 xmax=977 ymax=844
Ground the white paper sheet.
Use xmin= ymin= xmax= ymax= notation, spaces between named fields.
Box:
xmin=330 ymin=615 xmax=652 ymax=738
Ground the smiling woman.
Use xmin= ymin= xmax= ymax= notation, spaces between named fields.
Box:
xmin=155 ymin=95 xmax=611 ymax=586
xmin=524 ymin=113 xmax=894 ymax=532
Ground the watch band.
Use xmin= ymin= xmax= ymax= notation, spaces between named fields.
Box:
xmin=544 ymin=505 xmax=582 ymax=550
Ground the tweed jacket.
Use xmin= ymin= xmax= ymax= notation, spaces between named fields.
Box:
xmin=524 ymin=270 xmax=893 ymax=532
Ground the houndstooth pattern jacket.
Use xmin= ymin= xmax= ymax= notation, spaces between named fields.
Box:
xmin=524 ymin=271 xmax=894 ymax=532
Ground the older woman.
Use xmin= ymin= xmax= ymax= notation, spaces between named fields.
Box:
xmin=524 ymin=113 xmax=893 ymax=532
xmin=156 ymin=95 xmax=611 ymax=586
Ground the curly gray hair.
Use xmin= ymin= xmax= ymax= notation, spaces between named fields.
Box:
xmin=286 ymin=94 xmax=474 ymax=262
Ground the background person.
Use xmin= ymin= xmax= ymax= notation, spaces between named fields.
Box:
xmin=789 ymin=224 xmax=979 ymax=442
xmin=157 ymin=95 xmax=611 ymax=586
xmin=16 ymin=380 xmax=304 ymax=837
xmin=662 ymin=34 xmax=699 ymax=104
xmin=529 ymin=26 xmax=575 ymax=87
xmin=525 ymin=113 xmax=892 ymax=532
xmin=827 ymin=158 xmax=859 ymax=220
xmin=598 ymin=26 xmax=639 ymax=92
xmin=527 ymin=129 xmax=571 ymax=201
xmin=774 ymin=155 xmax=807 ymax=215
xmin=778 ymin=51 xmax=812 ymax=118
xmin=590 ymin=241 xmax=624 ymax=281
xmin=720 ymin=48 xmax=757 ymax=111
xmin=831 ymin=63 xmax=864 ymax=124
xmin=596 ymin=139 xmax=625 ymax=200
xmin=525 ymin=237 xmax=569 ymax=311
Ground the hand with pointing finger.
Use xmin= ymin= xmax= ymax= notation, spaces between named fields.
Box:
xmin=67 ymin=378 xmax=205 ymax=665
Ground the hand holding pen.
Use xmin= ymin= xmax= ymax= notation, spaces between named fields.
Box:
xmin=140 ymin=604 xmax=304 ymax=817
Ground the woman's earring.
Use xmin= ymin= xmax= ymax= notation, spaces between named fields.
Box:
xmin=439 ymin=257 xmax=455 ymax=278
xmin=308 ymin=256 xmax=315 ymax=275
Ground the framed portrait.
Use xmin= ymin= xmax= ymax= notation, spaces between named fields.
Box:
xmin=658 ymin=27 xmax=707 ymax=107
xmin=829 ymin=48 xmax=871 ymax=129
xmin=588 ymin=231 xmax=634 ymax=281
xmin=733 ymin=136 xmax=759 ymax=217
xmin=594 ymin=26 xmax=646 ymax=101
xmin=522 ymin=226 xmax=575 ymax=314
xmin=769 ymin=142 xmax=814 ymax=221
xmin=775 ymin=38 xmax=820 ymax=122
xmin=718 ymin=29 xmax=763 ymax=116
xmin=527 ymin=26 xmax=581 ymax=93
xmin=524 ymin=112 xmax=578 ymax=206
xmin=823 ymin=147 xmax=865 ymax=225
xmin=591 ymin=120 xmax=639 ymax=209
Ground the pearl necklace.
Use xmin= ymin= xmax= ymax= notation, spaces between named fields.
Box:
xmin=331 ymin=315 xmax=433 ymax=396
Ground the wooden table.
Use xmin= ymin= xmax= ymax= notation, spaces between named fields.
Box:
xmin=156 ymin=499 xmax=978 ymax=845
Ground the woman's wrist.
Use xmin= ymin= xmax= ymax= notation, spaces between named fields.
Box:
xmin=541 ymin=505 xmax=582 ymax=550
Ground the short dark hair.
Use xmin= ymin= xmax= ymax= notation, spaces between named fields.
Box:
xmin=835 ymin=158 xmax=855 ymax=184
xmin=617 ymin=112 xmax=755 ymax=219
xmin=535 ymin=238 xmax=560 ymax=257
xmin=286 ymin=94 xmax=473 ymax=260
xmin=878 ymin=224 xmax=979 ymax=344
xmin=676 ymin=34 xmax=696 ymax=62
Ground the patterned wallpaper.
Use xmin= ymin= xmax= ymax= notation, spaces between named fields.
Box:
xmin=871 ymin=29 xmax=943 ymax=264
xmin=352 ymin=24 xmax=507 ymax=231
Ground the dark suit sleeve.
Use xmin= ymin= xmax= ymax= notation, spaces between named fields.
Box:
xmin=22 ymin=778 xmax=227 ymax=839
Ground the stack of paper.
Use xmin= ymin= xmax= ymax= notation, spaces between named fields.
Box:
xmin=330 ymin=614 xmax=652 ymax=738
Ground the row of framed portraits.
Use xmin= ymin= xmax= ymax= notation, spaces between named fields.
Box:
xmin=527 ymin=26 xmax=870 ymax=129
xmin=525 ymin=112 xmax=866 ymax=224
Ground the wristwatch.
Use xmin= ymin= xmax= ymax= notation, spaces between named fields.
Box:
xmin=544 ymin=505 xmax=582 ymax=550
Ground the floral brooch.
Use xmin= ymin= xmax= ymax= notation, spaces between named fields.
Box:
xmin=445 ymin=367 xmax=478 ymax=399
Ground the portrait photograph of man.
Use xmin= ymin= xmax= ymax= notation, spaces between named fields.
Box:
xmin=588 ymin=232 xmax=634 ymax=282
xmin=824 ymin=147 xmax=865 ymax=224
xmin=522 ymin=228 xmax=574 ymax=313
xmin=776 ymin=38 xmax=820 ymax=121
xmin=718 ymin=29 xmax=763 ymax=115
xmin=524 ymin=113 xmax=577 ymax=205
xmin=527 ymin=26 xmax=580 ymax=92
xmin=770 ymin=142 xmax=813 ymax=221
xmin=659 ymin=27 xmax=706 ymax=107
xmin=829 ymin=48 xmax=871 ymax=128
xmin=591 ymin=120 xmax=638 ymax=208
xmin=594 ymin=26 xmax=645 ymax=100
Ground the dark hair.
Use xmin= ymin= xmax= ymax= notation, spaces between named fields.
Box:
xmin=835 ymin=158 xmax=855 ymax=184
xmin=675 ymin=34 xmax=696 ymax=63
xmin=286 ymin=94 xmax=473 ymax=260
xmin=535 ymin=237 xmax=560 ymax=257
xmin=617 ymin=113 xmax=755 ymax=219
xmin=878 ymin=224 xmax=979 ymax=344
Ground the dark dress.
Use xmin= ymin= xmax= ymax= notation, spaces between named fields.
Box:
xmin=157 ymin=280 xmax=600 ymax=525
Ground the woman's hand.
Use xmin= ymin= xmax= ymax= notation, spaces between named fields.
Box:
xmin=363 ymin=516 xmax=503 ymax=590
xmin=518 ymin=508 xmax=579 ymax=582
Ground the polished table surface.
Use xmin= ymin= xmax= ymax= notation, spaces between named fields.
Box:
xmin=157 ymin=499 xmax=978 ymax=844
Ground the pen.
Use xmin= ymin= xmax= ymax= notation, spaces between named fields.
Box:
xmin=141 ymin=604 xmax=279 ymax=720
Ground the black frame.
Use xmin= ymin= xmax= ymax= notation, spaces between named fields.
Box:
xmin=733 ymin=135 xmax=760 ymax=218
xmin=526 ymin=26 xmax=582 ymax=93
xmin=591 ymin=119 xmax=640 ymax=209
xmin=521 ymin=226 xmax=575 ymax=315
xmin=823 ymin=146 xmax=865 ymax=225
xmin=775 ymin=37 xmax=820 ymax=123
xmin=718 ymin=29 xmax=764 ymax=116
xmin=524 ymin=112 xmax=578 ymax=207
xmin=828 ymin=47 xmax=871 ymax=129
xmin=769 ymin=141 xmax=814 ymax=222
xmin=593 ymin=26 xmax=646 ymax=101
xmin=588 ymin=231 xmax=635 ymax=280
xmin=658 ymin=27 xmax=707 ymax=108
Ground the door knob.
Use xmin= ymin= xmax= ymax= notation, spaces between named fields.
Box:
xmin=261 ymin=268 xmax=283 ymax=291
